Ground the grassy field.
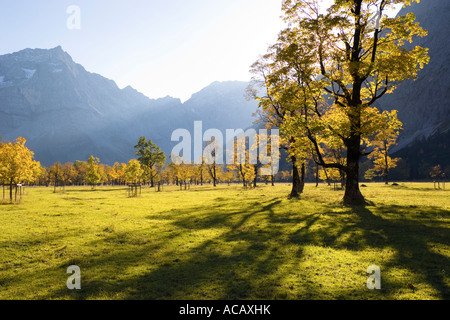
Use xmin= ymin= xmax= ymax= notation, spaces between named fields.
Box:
xmin=0 ymin=182 xmax=449 ymax=300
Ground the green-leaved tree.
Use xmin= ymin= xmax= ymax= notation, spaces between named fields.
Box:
xmin=134 ymin=137 xmax=166 ymax=188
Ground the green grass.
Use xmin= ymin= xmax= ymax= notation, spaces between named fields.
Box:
xmin=0 ymin=182 xmax=449 ymax=300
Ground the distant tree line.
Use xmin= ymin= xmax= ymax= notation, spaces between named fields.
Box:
xmin=1 ymin=132 xmax=448 ymax=203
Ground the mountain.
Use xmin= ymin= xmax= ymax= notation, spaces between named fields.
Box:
xmin=0 ymin=47 xmax=258 ymax=166
xmin=377 ymin=0 xmax=450 ymax=178
xmin=184 ymin=81 xmax=256 ymax=133
xmin=3 ymin=0 xmax=448 ymax=179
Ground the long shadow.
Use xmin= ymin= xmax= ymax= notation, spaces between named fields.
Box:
xmin=30 ymin=199 xmax=296 ymax=300
xmin=64 ymin=187 xmax=128 ymax=193
xmin=6 ymin=197 xmax=448 ymax=300
xmin=288 ymin=202 xmax=450 ymax=299
xmin=354 ymin=205 xmax=450 ymax=299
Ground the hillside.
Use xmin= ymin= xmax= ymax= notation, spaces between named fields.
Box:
xmin=377 ymin=0 xmax=450 ymax=178
xmin=0 ymin=47 xmax=258 ymax=166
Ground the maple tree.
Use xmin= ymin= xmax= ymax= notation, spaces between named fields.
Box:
xmin=86 ymin=156 xmax=102 ymax=188
xmin=0 ymin=137 xmax=41 ymax=201
xmin=252 ymin=0 xmax=429 ymax=204
xmin=250 ymin=56 xmax=309 ymax=198
xmin=125 ymin=159 xmax=143 ymax=184
xmin=135 ymin=137 xmax=166 ymax=188
xmin=364 ymin=110 xmax=402 ymax=184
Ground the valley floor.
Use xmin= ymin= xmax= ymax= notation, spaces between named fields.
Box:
xmin=0 ymin=183 xmax=449 ymax=300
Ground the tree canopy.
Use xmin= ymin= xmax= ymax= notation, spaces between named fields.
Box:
xmin=0 ymin=137 xmax=42 ymax=200
xmin=135 ymin=137 xmax=166 ymax=187
xmin=250 ymin=0 xmax=429 ymax=204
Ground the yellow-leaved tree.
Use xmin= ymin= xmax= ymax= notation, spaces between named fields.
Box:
xmin=86 ymin=156 xmax=102 ymax=189
xmin=125 ymin=159 xmax=143 ymax=184
xmin=364 ymin=110 xmax=403 ymax=184
xmin=253 ymin=0 xmax=429 ymax=204
xmin=0 ymin=137 xmax=40 ymax=201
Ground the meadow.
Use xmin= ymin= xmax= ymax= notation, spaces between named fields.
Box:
xmin=0 ymin=182 xmax=449 ymax=300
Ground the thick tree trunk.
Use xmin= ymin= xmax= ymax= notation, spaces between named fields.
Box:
xmin=343 ymin=135 xmax=365 ymax=205
xmin=342 ymin=0 xmax=366 ymax=205
xmin=289 ymin=156 xmax=303 ymax=198
xmin=299 ymin=162 xmax=306 ymax=194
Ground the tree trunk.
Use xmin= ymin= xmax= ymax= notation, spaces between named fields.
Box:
xmin=300 ymin=163 xmax=306 ymax=194
xmin=289 ymin=156 xmax=302 ymax=198
xmin=323 ymin=168 xmax=331 ymax=186
xmin=213 ymin=163 xmax=217 ymax=187
xmin=384 ymin=148 xmax=389 ymax=185
xmin=315 ymin=163 xmax=319 ymax=187
xmin=10 ymin=179 xmax=13 ymax=201
xmin=343 ymin=135 xmax=365 ymax=205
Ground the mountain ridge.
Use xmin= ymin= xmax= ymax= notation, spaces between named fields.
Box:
xmin=0 ymin=46 xmax=258 ymax=166
xmin=2 ymin=0 xmax=449 ymax=179
xmin=376 ymin=0 xmax=450 ymax=178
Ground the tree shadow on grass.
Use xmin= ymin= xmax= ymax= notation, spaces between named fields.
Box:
xmin=6 ymin=198 xmax=448 ymax=300
xmin=65 ymin=187 xmax=128 ymax=193
xmin=354 ymin=205 xmax=449 ymax=299
xmin=28 ymin=199 xmax=304 ymax=300
xmin=388 ymin=184 xmax=448 ymax=192
xmin=288 ymin=203 xmax=449 ymax=299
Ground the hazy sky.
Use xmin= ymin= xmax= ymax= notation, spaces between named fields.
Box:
xmin=0 ymin=0 xmax=402 ymax=102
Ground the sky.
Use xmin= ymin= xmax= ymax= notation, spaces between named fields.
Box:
xmin=0 ymin=0 xmax=402 ymax=102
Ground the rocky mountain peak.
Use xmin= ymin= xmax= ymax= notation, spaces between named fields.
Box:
xmin=0 ymin=48 xmax=258 ymax=166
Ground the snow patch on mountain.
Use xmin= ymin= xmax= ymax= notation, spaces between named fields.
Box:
xmin=22 ymin=68 xmax=36 ymax=79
